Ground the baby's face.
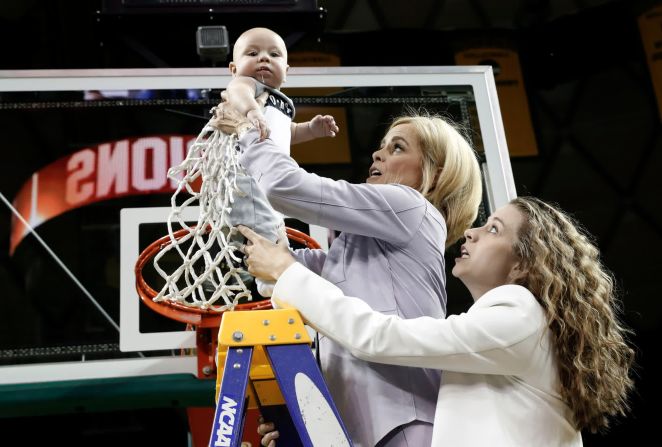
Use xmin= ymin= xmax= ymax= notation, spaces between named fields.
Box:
xmin=230 ymin=28 xmax=289 ymax=89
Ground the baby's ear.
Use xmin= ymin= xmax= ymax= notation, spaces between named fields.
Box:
xmin=229 ymin=61 xmax=237 ymax=76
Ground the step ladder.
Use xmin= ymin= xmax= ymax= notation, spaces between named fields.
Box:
xmin=209 ymin=308 xmax=354 ymax=447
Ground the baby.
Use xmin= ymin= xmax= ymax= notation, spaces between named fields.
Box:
xmin=219 ymin=27 xmax=338 ymax=297
xmin=227 ymin=27 xmax=338 ymax=143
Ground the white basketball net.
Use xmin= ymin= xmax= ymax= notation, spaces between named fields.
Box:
xmin=151 ymin=113 xmax=252 ymax=312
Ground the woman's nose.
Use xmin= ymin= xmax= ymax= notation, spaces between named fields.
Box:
xmin=464 ymin=228 xmax=475 ymax=240
xmin=372 ymin=149 xmax=384 ymax=162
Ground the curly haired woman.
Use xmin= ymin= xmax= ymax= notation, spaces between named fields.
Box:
xmin=240 ymin=196 xmax=635 ymax=446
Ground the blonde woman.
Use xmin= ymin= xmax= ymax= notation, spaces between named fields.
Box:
xmin=241 ymin=196 xmax=635 ymax=446
xmin=218 ymin=99 xmax=482 ymax=446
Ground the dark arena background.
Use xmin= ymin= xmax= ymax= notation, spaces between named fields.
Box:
xmin=0 ymin=1 xmax=660 ymax=446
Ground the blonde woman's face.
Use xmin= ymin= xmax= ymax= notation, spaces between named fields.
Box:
xmin=367 ymin=123 xmax=424 ymax=188
xmin=452 ymin=204 xmax=525 ymax=299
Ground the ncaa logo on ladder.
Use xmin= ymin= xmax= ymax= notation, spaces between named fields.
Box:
xmin=213 ymin=395 xmax=238 ymax=447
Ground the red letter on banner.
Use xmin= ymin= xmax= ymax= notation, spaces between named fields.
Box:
xmin=65 ymin=149 xmax=95 ymax=205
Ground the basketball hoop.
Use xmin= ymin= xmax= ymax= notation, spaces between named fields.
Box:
xmin=135 ymin=226 xmax=320 ymax=328
xmin=135 ymin=224 xmax=319 ymax=380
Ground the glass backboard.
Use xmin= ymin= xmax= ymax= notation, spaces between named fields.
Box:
xmin=0 ymin=67 xmax=515 ymax=385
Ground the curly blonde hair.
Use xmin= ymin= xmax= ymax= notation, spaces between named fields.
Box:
xmin=388 ymin=114 xmax=482 ymax=247
xmin=511 ymin=197 xmax=635 ymax=433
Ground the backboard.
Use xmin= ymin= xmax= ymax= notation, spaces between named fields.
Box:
xmin=0 ymin=67 xmax=515 ymax=385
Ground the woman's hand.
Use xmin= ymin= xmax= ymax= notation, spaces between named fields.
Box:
xmin=210 ymin=91 xmax=269 ymax=137
xmin=247 ymin=108 xmax=270 ymax=141
xmin=257 ymin=417 xmax=279 ymax=447
xmin=237 ymin=225 xmax=296 ymax=282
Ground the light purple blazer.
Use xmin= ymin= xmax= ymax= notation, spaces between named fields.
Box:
xmin=239 ymin=130 xmax=447 ymax=447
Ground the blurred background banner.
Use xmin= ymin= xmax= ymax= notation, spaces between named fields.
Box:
xmin=286 ymin=51 xmax=352 ymax=164
xmin=638 ymin=4 xmax=662 ymax=121
xmin=10 ymin=135 xmax=192 ymax=254
xmin=455 ymin=47 xmax=538 ymax=157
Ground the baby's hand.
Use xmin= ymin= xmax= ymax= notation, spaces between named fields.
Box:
xmin=309 ymin=115 xmax=339 ymax=138
xmin=247 ymin=109 xmax=270 ymax=140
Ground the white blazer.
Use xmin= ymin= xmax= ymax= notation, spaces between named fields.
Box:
xmin=272 ymin=263 xmax=583 ymax=447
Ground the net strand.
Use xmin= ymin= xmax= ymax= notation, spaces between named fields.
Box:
xmin=152 ymin=113 xmax=252 ymax=312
